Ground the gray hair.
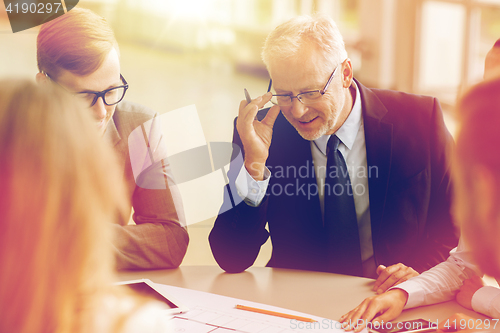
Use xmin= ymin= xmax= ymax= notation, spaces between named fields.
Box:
xmin=262 ymin=14 xmax=348 ymax=75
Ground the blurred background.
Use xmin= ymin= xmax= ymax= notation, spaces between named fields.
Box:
xmin=1 ymin=0 xmax=499 ymax=266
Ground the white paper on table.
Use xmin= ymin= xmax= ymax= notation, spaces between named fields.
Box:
xmin=171 ymin=317 xmax=216 ymax=333
xmin=151 ymin=283 xmax=367 ymax=333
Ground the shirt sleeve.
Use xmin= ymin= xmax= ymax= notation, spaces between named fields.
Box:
xmin=471 ymin=286 xmax=500 ymax=319
xmin=391 ymin=238 xmax=481 ymax=309
xmin=235 ymin=164 xmax=271 ymax=207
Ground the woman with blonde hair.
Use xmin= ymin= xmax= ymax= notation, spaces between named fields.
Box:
xmin=0 ymin=79 xmax=170 ymax=333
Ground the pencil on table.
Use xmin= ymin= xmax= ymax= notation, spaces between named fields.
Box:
xmin=235 ymin=304 xmax=317 ymax=323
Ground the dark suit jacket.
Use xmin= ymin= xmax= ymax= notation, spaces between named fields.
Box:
xmin=209 ymin=79 xmax=458 ymax=275
xmin=106 ymin=101 xmax=189 ymax=270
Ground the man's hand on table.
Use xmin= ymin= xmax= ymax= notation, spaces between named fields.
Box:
xmin=373 ymin=263 xmax=419 ymax=294
xmin=456 ymin=276 xmax=484 ymax=310
xmin=339 ymin=289 xmax=408 ymax=332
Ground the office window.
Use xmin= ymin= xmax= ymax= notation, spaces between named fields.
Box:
xmin=477 ymin=0 xmax=500 ymax=4
xmin=417 ymin=0 xmax=500 ymax=105
xmin=471 ymin=6 xmax=500 ymax=80
xmin=337 ymin=0 xmax=360 ymax=37
xmin=419 ymin=1 xmax=465 ymax=99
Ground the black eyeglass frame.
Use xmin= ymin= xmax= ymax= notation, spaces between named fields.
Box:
xmin=78 ymin=74 xmax=129 ymax=107
xmin=267 ymin=62 xmax=342 ymax=106
xmin=43 ymin=72 xmax=129 ymax=107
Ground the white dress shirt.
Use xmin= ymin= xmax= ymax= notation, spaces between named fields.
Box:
xmin=235 ymin=82 xmax=377 ymax=277
xmin=395 ymin=237 xmax=500 ymax=318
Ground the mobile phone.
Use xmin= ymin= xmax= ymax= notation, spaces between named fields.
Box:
xmin=368 ymin=319 xmax=437 ymax=333
xmin=115 ymin=279 xmax=188 ymax=315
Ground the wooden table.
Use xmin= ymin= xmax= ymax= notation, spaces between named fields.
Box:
xmin=117 ymin=266 xmax=493 ymax=329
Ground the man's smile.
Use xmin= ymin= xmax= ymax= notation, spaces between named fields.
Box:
xmin=299 ymin=116 xmax=319 ymax=124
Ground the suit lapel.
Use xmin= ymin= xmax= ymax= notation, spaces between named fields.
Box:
xmin=356 ymin=80 xmax=393 ymax=244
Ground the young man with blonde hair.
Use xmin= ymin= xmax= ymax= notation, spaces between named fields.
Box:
xmin=36 ymin=8 xmax=188 ymax=270
xmin=211 ymin=15 xmax=457 ymax=285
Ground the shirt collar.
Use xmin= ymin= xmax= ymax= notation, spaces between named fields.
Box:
xmin=313 ymin=80 xmax=362 ymax=155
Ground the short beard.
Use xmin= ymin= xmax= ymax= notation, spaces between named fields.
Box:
xmin=286 ymin=116 xmax=333 ymax=141
xmin=296 ymin=128 xmax=324 ymax=141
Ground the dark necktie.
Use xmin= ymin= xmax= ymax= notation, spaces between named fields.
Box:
xmin=323 ymin=135 xmax=363 ymax=276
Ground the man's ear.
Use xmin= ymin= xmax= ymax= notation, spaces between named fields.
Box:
xmin=341 ymin=58 xmax=353 ymax=88
xmin=35 ymin=72 xmax=49 ymax=85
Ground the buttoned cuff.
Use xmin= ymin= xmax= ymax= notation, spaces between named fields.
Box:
xmin=471 ymin=286 xmax=500 ymax=317
xmin=235 ymin=164 xmax=270 ymax=207
xmin=389 ymin=280 xmax=423 ymax=309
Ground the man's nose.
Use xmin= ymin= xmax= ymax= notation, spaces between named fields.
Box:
xmin=91 ymin=97 xmax=107 ymax=120
xmin=290 ymin=98 xmax=308 ymax=118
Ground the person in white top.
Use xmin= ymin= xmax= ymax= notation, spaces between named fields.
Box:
xmin=340 ymin=39 xmax=500 ymax=332
xmin=0 ymin=80 xmax=170 ymax=333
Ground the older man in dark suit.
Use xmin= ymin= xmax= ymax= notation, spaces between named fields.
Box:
xmin=210 ymin=15 xmax=457 ymax=289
